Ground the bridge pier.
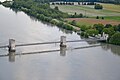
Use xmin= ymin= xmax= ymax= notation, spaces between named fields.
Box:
xmin=60 ymin=36 xmax=66 ymax=47
xmin=8 ymin=39 xmax=16 ymax=52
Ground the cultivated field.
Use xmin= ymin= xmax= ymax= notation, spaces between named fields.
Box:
xmin=50 ymin=3 xmax=120 ymax=17
xmin=51 ymin=2 xmax=120 ymax=26
xmin=67 ymin=18 xmax=120 ymax=26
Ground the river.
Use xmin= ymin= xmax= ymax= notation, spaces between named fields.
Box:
xmin=0 ymin=3 xmax=120 ymax=80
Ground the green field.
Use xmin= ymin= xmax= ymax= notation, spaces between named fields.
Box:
xmin=50 ymin=3 xmax=120 ymax=20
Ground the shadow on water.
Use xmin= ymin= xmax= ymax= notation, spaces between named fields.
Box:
xmin=101 ymin=43 xmax=120 ymax=56
xmin=7 ymin=46 xmax=67 ymax=62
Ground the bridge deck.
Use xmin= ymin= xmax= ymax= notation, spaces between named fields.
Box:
xmin=0 ymin=38 xmax=105 ymax=48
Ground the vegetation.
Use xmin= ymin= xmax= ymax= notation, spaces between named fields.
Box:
xmin=86 ymin=29 xmax=99 ymax=37
xmin=54 ymin=6 xmax=59 ymax=10
xmin=69 ymin=12 xmax=83 ymax=18
xmin=52 ymin=2 xmax=74 ymax=5
xmin=2 ymin=1 xmax=12 ymax=7
xmin=67 ymin=18 xmax=120 ymax=27
xmin=114 ymin=24 xmax=120 ymax=32
xmin=102 ymin=27 xmax=115 ymax=37
xmin=104 ymin=16 xmax=120 ymax=21
xmin=93 ymin=24 xmax=104 ymax=34
xmin=94 ymin=4 xmax=103 ymax=9
xmin=10 ymin=0 xmax=69 ymax=19
xmin=96 ymin=16 xmax=99 ymax=19
xmin=109 ymin=32 xmax=120 ymax=45
xmin=67 ymin=19 xmax=120 ymax=45
xmin=69 ymin=20 xmax=77 ymax=26
xmin=80 ymin=25 xmax=91 ymax=31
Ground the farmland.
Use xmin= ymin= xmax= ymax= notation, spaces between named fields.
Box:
xmin=51 ymin=2 xmax=120 ymax=26
xmin=66 ymin=18 xmax=120 ymax=26
xmin=50 ymin=3 xmax=120 ymax=18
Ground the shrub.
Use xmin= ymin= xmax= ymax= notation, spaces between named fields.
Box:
xmin=80 ymin=25 xmax=89 ymax=31
xmin=84 ymin=33 xmax=89 ymax=38
xmin=109 ymin=32 xmax=120 ymax=45
xmin=50 ymin=19 xmax=59 ymax=25
xmin=79 ymin=13 xmax=83 ymax=18
xmin=105 ymin=24 xmax=112 ymax=28
xmin=62 ymin=24 xmax=74 ymax=30
xmin=70 ymin=20 xmax=77 ymax=26
xmin=94 ymin=4 xmax=103 ymax=9
xmin=102 ymin=17 xmax=104 ymax=19
xmin=86 ymin=29 xmax=99 ymax=37
xmin=96 ymin=16 xmax=99 ymax=19
xmin=117 ymin=24 xmax=120 ymax=32
xmin=54 ymin=6 xmax=59 ymax=10
xmin=80 ymin=32 xmax=85 ymax=36
xmin=113 ymin=24 xmax=120 ymax=32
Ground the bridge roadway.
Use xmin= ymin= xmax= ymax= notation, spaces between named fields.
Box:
xmin=0 ymin=38 xmax=105 ymax=48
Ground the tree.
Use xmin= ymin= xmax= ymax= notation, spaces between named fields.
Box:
xmin=54 ymin=6 xmax=59 ymax=10
xmin=105 ymin=24 xmax=112 ymax=28
xmin=70 ymin=20 xmax=77 ymax=26
xmin=96 ymin=16 xmax=99 ymax=19
xmin=101 ymin=17 xmax=104 ymax=19
xmin=114 ymin=0 xmax=120 ymax=4
xmin=94 ymin=4 xmax=103 ymax=9
xmin=102 ymin=27 xmax=115 ymax=37
xmin=117 ymin=24 xmax=120 ymax=32
xmin=93 ymin=24 xmax=104 ymax=34
xmin=74 ymin=12 xmax=77 ymax=15
xmin=79 ymin=13 xmax=83 ymax=18
xmin=109 ymin=32 xmax=120 ymax=45
xmin=113 ymin=24 xmax=120 ymax=32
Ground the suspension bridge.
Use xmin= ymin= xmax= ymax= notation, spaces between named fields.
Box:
xmin=0 ymin=37 xmax=105 ymax=49
xmin=0 ymin=36 xmax=106 ymax=62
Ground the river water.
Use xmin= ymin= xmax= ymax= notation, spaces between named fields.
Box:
xmin=0 ymin=3 xmax=120 ymax=80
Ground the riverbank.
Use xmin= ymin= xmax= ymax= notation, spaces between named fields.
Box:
xmin=1 ymin=0 xmax=80 ymax=32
